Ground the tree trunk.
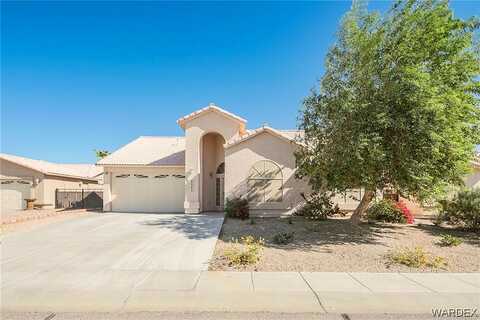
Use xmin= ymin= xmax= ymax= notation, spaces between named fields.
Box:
xmin=350 ymin=190 xmax=375 ymax=224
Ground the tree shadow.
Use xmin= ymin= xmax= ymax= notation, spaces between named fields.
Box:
xmin=138 ymin=213 xmax=225 ymax=240
xmin=228 ymin=166 xmax=310 ymax=215
xmin=413 ymin=223 xmax=480 ymax=247
xmin=220 ymin=217 xmax=406 ymax=253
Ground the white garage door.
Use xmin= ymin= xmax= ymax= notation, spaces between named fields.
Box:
xmin=112 ymin=172 xmax=185 ymax=213
xmin=1 ymin=179 xmax=32 ymax=212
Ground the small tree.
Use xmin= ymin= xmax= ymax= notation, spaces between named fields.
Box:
xmin=296 ymin=0 xmax=480 ymax=224
xmin=94 ymin=149 xmax=110 ymax=160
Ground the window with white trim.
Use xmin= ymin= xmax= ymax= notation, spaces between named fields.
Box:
xmin=247 ymin=160 xmax=283 ymax=203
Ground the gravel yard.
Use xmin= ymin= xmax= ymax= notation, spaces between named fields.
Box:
xmin=0 ymin=209 xmax=93 ymax=234
xmin=209 ymin=216 xmax=480 ymax=272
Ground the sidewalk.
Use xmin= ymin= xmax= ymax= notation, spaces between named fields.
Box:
xmin=3 ymin=272 xmax=479 ymax=314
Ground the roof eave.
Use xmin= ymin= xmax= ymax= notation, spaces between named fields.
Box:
xmin=0 ymin=156 xmax=47 ymax=175
xmin=177 ymin=106 xmax=247 ymax=129
xmin=44 ymin=172 xmax=100 ymax=182
xmin=224 ymin=126 xmax=299 ymax=149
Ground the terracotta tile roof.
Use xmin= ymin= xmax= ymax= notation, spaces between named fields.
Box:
xmin=0 ymin=153 xmax=101 ymax=180
xmin=97 ymin=136 xmax=185 ymax=166
xmin=177 ymin=104 xmax=247 ymax=129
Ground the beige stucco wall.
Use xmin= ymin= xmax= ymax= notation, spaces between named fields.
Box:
xmin=183 ymin=111 xmax=243 ymax=213
xmin=331 ymin=189 xmax=363 ymax=211
xmin=40 ymin=175 xmax=100 ymax=207
xmin=102 ymin=166 xmax=185 ymax=211
xmin=201 ymin=133 xmax=225 ymax=211
xmin=225 ymin=131 xmax=311 ymax=215
xmin=465 ymin=166 xmax=480 ymax=189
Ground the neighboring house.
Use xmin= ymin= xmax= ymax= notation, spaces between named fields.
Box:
xmin=0 ymin=153 xmax=102 ymax=212
xmin=98 ymin=104 xmax=361 ymax=215
xmin=466 ymin=155 xmax=480 ymax=189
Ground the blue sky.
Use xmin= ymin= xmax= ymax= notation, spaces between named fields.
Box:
xmin=2 ymin=1 xmax=479 ymax=163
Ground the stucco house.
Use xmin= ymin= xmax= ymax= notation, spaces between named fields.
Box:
xmin=0 ymin=153 xmax=102 ymax=212
xmin=98 ymin=105 xmax=364 ymax=215
xmin=98 ymin=105 xmax=480 ymax=215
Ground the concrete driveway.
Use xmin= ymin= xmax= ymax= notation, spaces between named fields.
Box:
xmin=2 ymin=212 xmax=224 ymax=293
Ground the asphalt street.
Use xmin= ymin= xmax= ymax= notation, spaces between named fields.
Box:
xmin=1 ymin=311 xmax=437 ymax=320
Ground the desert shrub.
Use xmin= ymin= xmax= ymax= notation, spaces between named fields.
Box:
xmin=225 ymin=197 xmax=249 ymax=220
xmin=272 ymin=231 xmax=294 ymax=245
xmin=224 ymin=236 xmax=264 ymax=266
xmin=388 ymin=246 xmax=447 ymax=269
xmin=436 ymin=189 xmax=480 ymax=231
xmin=436 ymin=234 xmax=463 ymax=247
xmin=367 ymin=199 xmax=407 ymax=223
xmin=295 ymin=192 xmax=340 ymax=221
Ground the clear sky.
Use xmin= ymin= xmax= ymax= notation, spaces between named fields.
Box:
xmin=2 ymin=1 xmax=479 ymax=163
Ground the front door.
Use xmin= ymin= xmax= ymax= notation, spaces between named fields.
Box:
xmin=215 ymin=174 xmax=224 ymax=210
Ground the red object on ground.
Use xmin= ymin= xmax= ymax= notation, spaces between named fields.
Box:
xmin=396 ymin=200 xmax=415 ymax=224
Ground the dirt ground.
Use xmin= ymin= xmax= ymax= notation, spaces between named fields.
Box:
xmin=0 ymin=209 xmax=94 ymax=234
xmin=209 ymin=216 xmax=480 ymax=272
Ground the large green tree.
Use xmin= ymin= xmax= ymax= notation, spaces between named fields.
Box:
xmin=296 ymin=0 xmax=480 ymax=223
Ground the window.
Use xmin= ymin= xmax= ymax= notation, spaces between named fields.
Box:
xmin=115 ymin=174 xmax=130 ymax=178
xmin=172 ymin=174 xmax=185 ymax=179
xmin=216 ymin=177 xmax=221 ymax=206
xmin=1 ymin=180 xmax=13 ymax=184
xmin=154 ymin=174 xmax=168 ymax=179
xmin=17 ymin=180 xmax=31 ymax=185
xmin=134 ymin=174 xmax=148 ymax=178
xmin=247 ymin=160 xmax=283 ymax=203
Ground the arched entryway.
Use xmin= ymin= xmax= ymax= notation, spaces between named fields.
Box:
xmin=200 ymin=132 xmax=225 ymax=212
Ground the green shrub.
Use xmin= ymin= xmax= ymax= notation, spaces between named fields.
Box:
xmin=295 ymin=192 xmax=341 ymax=221
xmin=249 ymin=218 xmax=256 ymax=225
xmin=367 ymin=199 xmax=406 ymax=223
xmin=272 ymin=232 xmax=295 ymax=245
xmin=388 ymin=246 xmax=447 ymax=269
xmin=436 ymin=188 xmax=480 ymax=231
xmin=224 ymin=236 xmax=264 ymax=266
xmin=437 ymin=234 xmax=463 ymax=247
xmin=225 ymin=197 xmax=249 ymax=220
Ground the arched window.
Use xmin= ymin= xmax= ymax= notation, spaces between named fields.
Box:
xmin=247 ymin=160 xmax=283 ymax=203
